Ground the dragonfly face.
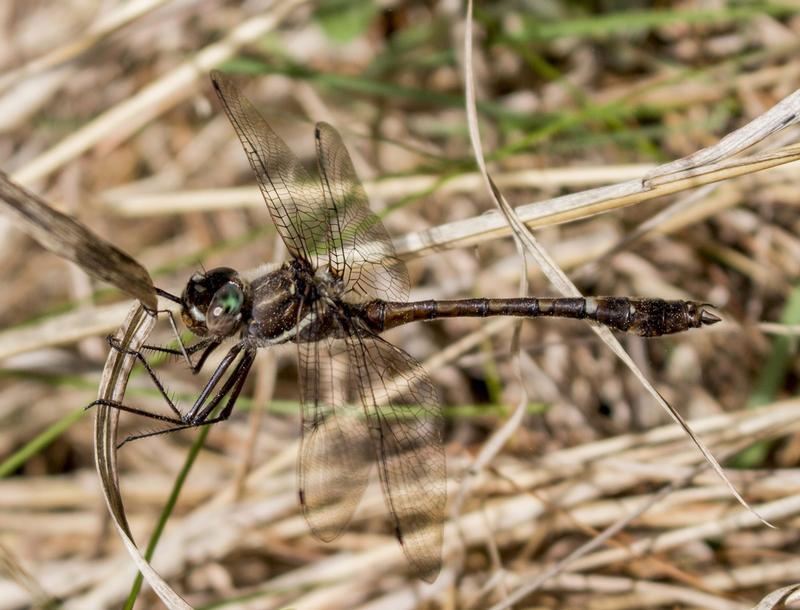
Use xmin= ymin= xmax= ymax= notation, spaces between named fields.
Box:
xmin=180 ymin=267 xmax=251 ymax=338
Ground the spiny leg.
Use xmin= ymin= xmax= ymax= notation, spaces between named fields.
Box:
xmin=103 ymin=332 xmax=223 ymax=419
xmin=182 ymin=343 xmax=245 ymax=423
xmin=153 ymin=287 xmax=194 ymax=366
xmin=108 ymin=333 xmax=220 ymax=373
xmin=91 ymin=341 xmax=244 ymax=430
xmin=102 ymin=334 xmax=188 ymax=420
xmin=87 ymin=399 xmax=184 ymax=426
xmin=116 ymin=349 xmax=255 ymax=447
xmin=190 ymin=349 xmax=254 ymax=424
xmin=90 ymin=334 xmax=236 ymax=432
xmin=188 ymin=339 xmax=224 ymax=374
xmin=115 ymin=425 xmax=196 ymax=446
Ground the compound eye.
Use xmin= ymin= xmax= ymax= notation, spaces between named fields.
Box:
xmin=206 ymin=282 xmax=245 ymax=335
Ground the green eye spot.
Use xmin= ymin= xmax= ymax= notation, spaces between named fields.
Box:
xmin=206 ymin=282 xmax=246 ymax=336
xmin=220 ymin=285 xmax=242 ymax=313
xmin=210 ymin=283 xmax=243 ymax=320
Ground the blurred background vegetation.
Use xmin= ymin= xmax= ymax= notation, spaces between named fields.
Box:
xmin=1 ymin=1 xmax=800 ymax=608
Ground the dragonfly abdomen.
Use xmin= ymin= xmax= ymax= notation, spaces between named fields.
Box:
xmin=363 ymin=297 xmax=720 ymax=337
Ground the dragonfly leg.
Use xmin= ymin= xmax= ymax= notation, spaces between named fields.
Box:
xmin=149 ymin=307 xmax=223 ymax=372
xmin=87 ymin=399 xmax=184 ymax=426
xmin=188 ymin=350 xmax=254 ymax=424
xmin=108 ymin=333 xmax=220 ymax=373
xmin=162 ymin=309 xmax=192 ymax=367
xmin=104 ymin=335 xmax=185 ymax=420
xmin=115 ymin=349 xmax=254 ymax=448
xmin=187 ymin=339 xmax=223 ymax=374
xmin=97 ymin=340 xmax=244 ymax=424
xmin=116 ymin=425 xmax=196 ymax=447
xmin=182 ymin=343 xmax=249 ymax=423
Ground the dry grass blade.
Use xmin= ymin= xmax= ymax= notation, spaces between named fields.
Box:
xmin=0 ymin=0 xmax=173 ymax=93
xmin=100 ymin=149 xmax=800 ymax=258
xmin=758 ymin=322 xmax=800 ymax=336
xmin=483 ymin=443 xmax=763 ymax=610
xmin=11 ymin=0 xmax=309 ymax=186
xmin=454 ymin=4 xmax=534 ymax=557
xmin=93 ymin=305 xmax=189 ymax=609
xmin=394 ymin=143 xmax=800 ymax=259
xmin=101 ymin=165 xmax=656 ymax=216
xmin=463 ymin=0 xmax=770 ymax=532
xmin=753 ymin=583 xmax=800 ymax=609
xmin=569 ymin=493 xmax=800 ymax=573
xmin=0 ymin=172 xmax=156 ymax=309
xmin=644 ymin=88 xmax=800 ymax=183
xmin=520 ymin=573 xmax=749 ymax=610
xmin=0 ymin=301 xmax=134 ymax=360
xmin=97 ymin=145 xmax=800 ymax=259
xmin=0 ymin=540 xmax=51 ymax=608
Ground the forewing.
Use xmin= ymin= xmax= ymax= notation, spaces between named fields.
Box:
xmin=315 ymin=122 xmax=410 ymax=302
xmin=0 ymin=171 xmax=156 ymax=310
xmin=346 ymin=326 xmax=445 ymax=582
xmin=297 ymin=300 xmax=372 ymax=541
xmin=211 ymin=71 xmax=330 ymax=266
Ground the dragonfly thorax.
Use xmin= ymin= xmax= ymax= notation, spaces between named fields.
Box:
xmin=245 ymin=263 xmax=307 ymax=346
xmin=313 ymin=265 xmax=345 ymax=298
xmin=180 ymin=267 xmax=252 ymax=338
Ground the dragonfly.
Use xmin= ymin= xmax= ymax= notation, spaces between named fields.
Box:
xmin=88 ymin=70 xmax=720 ymax=582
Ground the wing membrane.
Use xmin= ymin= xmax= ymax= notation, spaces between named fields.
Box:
xmin=297 ymin=299 xmax=372 ymax=541
xmin=297 ymin=305 xmax=446 ymax=581
xmin=346 ymin=325 xmax=445 ymax=582
xmin=212 ymin=72 xmax=410 ymax=301
xmin=315 ymin=122 xmax=410 ymax=302
xmin=211 ymin=71 xmax=330 ymax=266
xmin=213 ymin=73 xmax=443 ymax=580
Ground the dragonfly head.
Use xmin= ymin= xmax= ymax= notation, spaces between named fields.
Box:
xmin=181 ymin=267 xmax=251 ymax=338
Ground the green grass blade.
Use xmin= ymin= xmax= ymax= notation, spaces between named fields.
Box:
xmin=733 ymin=284 xmax=800 ymax=467
xmin=511 ymin=6 xmax=794 ymax=42
xmin=123 ymin=426 xmax=211 ymax=609
xmin=0 ymin=406 xmax=85 ymax=477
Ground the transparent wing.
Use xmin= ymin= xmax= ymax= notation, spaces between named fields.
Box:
xmin=346 ymin=325 xmax=445 ymax=582
xmin=211 ymin=71 xmax=331 ymax=267
xmin=315 ymin=122 xmax=410 ymax=302
xmin=297 ymin=299 xmax=372 ymax=541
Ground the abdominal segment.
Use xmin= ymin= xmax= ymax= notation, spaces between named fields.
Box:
xmin=361 ymin=296 xmax=720 ymax=337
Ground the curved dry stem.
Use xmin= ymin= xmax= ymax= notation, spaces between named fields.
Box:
xmin=93 ymin=304 xmax=190 ymax=609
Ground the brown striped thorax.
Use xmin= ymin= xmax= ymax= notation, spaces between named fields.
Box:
xmin=180 ymin=265 xmax=296 ymax=344
xmin=180 ymin=260 xmax=352 ymax=348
